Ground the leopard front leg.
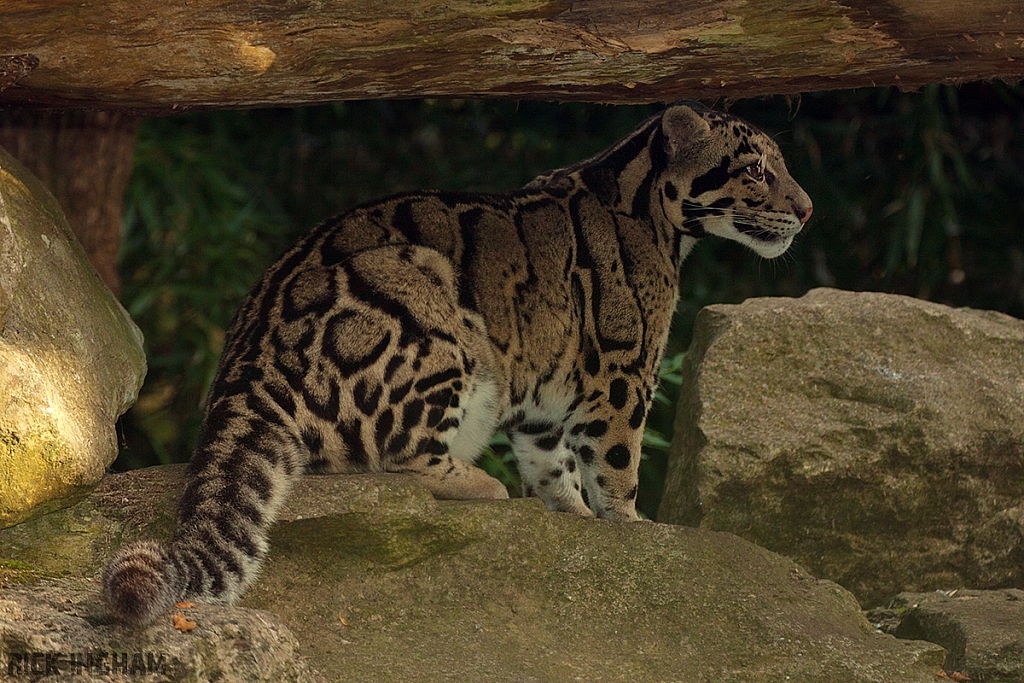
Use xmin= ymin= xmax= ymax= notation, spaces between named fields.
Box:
xmin=563 ymin=384 xmax=650 ymax=522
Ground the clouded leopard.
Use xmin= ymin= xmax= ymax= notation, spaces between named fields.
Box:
xmin=104 ymin=101 xmax=812 ymax=624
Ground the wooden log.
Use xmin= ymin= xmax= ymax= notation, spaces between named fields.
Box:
xmin=1 ymin=1 xmax=1023 ymax=112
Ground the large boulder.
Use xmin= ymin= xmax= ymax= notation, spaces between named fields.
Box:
xmin=0 ymin=144 xmax=145 ymax=528
xmin=658 ymin=288 xmax=1024 ymax=606
xmin=1 ymin=465 xmax=945 ymax=682
xmin=891 ymin=589 xmax=1024 ymax=682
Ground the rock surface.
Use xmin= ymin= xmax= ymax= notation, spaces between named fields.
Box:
xmin=0 ymin=144 xmax=146 ymax=528
xmin=1 ymin=465 xmax=944 ymax=682
xmin=892 ymin=589 xmax=1024 ymax=682
xmin=658 ymin=288 xmax=1024 ymax=606
xmin=0 ymin=579 xmax=321 ymax=682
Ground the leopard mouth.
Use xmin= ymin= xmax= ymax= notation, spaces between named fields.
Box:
xmin=735 ymin=224 xmax=786 ymax=243
xmin=734 ymin=212 xmax=804 ymax=244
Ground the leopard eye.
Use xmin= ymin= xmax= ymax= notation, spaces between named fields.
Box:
xmin=746 ymin=163 xmax=765 ymax=181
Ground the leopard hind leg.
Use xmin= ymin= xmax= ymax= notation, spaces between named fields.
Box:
xmin=338 ymin=244 xmax=509 ymax=501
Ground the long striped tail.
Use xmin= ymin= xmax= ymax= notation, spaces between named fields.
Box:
xmin=101 ymin=466 xmax=291 ymax=625
xmin=102 ymin=499 xmax=281 ymax=624
xmin=102 ymin=399 xmax=301 ymax=624
xmin=102 ymin=541 xmax=185 ymax=625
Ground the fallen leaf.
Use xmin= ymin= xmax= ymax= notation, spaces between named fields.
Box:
xmin=339 ymin=614 xmax=350 ymax=626
xmin=175 ymin=601 xmax=196 ymax=609
xmin=949 ymin=673 xmax=971 ymax=682
xmin=935 ymin=672 xmax=948 ymax=680
xmin=173 ymin=612 xmax=197 ymax=633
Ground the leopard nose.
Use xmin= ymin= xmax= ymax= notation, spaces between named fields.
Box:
xmin=795 ymin=204 xmax=813 ymax=224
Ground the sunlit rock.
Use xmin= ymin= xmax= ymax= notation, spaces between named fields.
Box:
xmin=0 ymin=144 xmax=145 ymax=528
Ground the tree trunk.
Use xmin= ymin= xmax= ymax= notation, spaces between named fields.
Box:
xmin=1 ymin=1 xmax=1023 ymax=112
xmin=0 ymin=111 xmax=139 ymax=295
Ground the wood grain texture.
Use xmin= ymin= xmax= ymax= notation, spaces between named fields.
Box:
xmin=1 ymin=0 xmax=1023 ymax=110
xmin=0 ymin=111 xmax=138 ymax=294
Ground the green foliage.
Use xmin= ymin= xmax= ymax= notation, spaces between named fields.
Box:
xmin=119 ymin=117 xmax=288 ymax=466
xmin=118 ymin=87 xmax=1024 ymax=518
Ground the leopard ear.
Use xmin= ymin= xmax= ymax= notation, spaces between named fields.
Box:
xmin=662 ymin=103 xmax=712 ymax=159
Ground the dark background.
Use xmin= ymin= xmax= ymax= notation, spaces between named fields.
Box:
xmin=114 ymin=83 xmax=1024 ymax=518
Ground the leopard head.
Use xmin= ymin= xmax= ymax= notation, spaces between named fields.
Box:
xmin=655 ymin=102 xmax=812 ymax=259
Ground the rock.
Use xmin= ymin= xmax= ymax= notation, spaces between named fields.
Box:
xmin=0 ymin=466 xmax=178 ymax=583
xmin=891 ymin=589 xmax=1024 ymax=682
xmin=658 ymin=288 xmax=1024 ymax=606
xmin=0 ymin=144 xmax=146 ymax=528
xmin=0 ymin=578 xmax=322 ymax=682
xmin=1 ymin=465 xmax=945 ymax=682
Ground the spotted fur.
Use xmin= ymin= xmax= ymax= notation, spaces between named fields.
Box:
xmin=103 ymin=102 xmax=812 ymax=624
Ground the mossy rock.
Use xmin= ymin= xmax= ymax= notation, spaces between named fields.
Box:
xmin=0 ymin=143 xmax=146 ymax=528
xmin=660 ymin=287 xmax=1024 ymax=606
xmin=1 ymin=465 xmax=945 ymax=682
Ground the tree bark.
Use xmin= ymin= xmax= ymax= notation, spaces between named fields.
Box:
xmin=0 ymin=111 xmax=139 ymax=295
xmin=1 ymin=1 xmax=1023 ymax=112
